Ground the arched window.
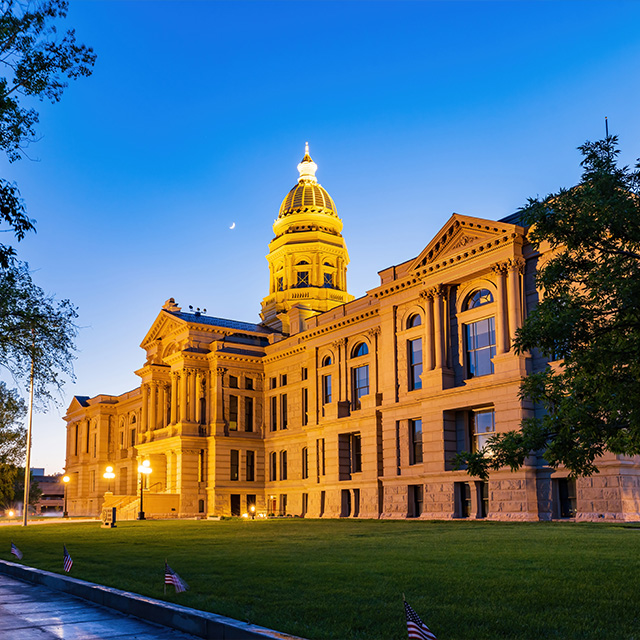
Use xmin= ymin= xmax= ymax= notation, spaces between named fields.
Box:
xmin=296 ymin=260 xmax=310 ymax=265
xmin=130 ymin=414 xmax=136 ymax=424
xmin=352 ymin=342 xmax=369 ymax=358
xmin=323 ymin=261 xmax=333 ymax=267
xmin=465 ymin=289 xmax=494 ymax=311
xmin=322 ymin=355 xmax=332 ymax=367
xmin=407 ymin=313 xmax=422 ymax=329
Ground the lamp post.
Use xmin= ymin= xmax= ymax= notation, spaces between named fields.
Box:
xmin=250 ymin=504 xmax=256 ymax=520
xmin=62 ymin=475 xmax=70 ymax=518
xmin=137 ymin=460 xmax=152 ymax=520
xmin=103 ymin=465 xmax=115 ymax=493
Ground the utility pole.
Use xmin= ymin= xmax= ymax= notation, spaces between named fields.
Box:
xmin=22 ymin=338 xmax=35 ymax=527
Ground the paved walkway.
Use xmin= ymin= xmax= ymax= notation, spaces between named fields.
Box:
xmin=0 ymin=573 xmax=202 ymax=640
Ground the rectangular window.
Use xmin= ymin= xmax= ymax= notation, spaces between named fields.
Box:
xmin=230 ymin=449 xmax=239 ymax=481
xmin=93 ymin=433 xmax=97 ymax=458
xmin=321 ymin=438 xmax=325 ymax=475
xmin=301 ymin=447 xmax=308 ymax=479
xmin=339 ymin=433 xmax=362 ymax=480
xmin=323 ymin=273 xmax=333 ymax=288
xmin=408 ymin=338 xmax=423 ymax=391
xmin=302 ymin=387 xmax=309 ymax=426
xmin=320 ymin=490 xmax=326 ymax=517
xmin=245 ymin=397 xmax=254 ymax=432
xmin=478 ymin=481 xmax=489 ymax=518
xmin=86 ymin=422 xmax=90 ymax=453
xmin=199 ymin=449 xmax=206 ymax=482
xmin=296 ymin=271 xmax=309 ymax=287
xmin=270 ymin=451 xmax=277 ymax=481
xmin=270 ymin=396 xmax=277 ymax=431
xmin=280 ymin=450 xmax=288 ymax=480
xmin=280 ymin=394 xmax=288 ymax=430
xmin=456 ymin=481 xmax=472 ymax=518
xmin=230 ymin=494 xmax=241 ymax=516
xmin=466 ymin=317 xmax=496 ymax=378
xmin=280 ymin=374 xmax=287 ymax=386
xmin=279 ymin=494 xmax=288 ymax=515
xmin=130 ymin=428 xmax=136 ymax=448
xmin=90 ymin=470 xmax=95 ymax=492
xmin=352 ymin=365 xmax=369 ymax=410
xmin=322 ymin=374 xmax=332 ymax=405
xmin=120 ymin=431 xmax=124 ymax=449
xmin=245 ymin=377 xmax=253 ymax=390
xmin=229 ymin=375 xmax=238 ymax=388
xmin=277 ymin=276 xmax=283 ymax=291
xmin=557 ymin=478 xmax=577 ymax=518
xmin=74 ymin=425 xmax=78 ymax=455
xmin=246 ymin=450 xmax=255 ymax=482
xmin=301 ymin=492 xmax=308 ymax=516
xmin=350 ymin=434 xmax=362 ymax=473
xmin=409 ymin=419 xmax=423 ymax=465
xmin=229 ymin=395 xmax=238 ymax=431
xmin=301 ymin=367 xmax=308 ymax=381
xmin=270 ymin=377 xmax=277 ymax=390
xmin=471 ymin=409 xmax=495 ymax=453
xmin=409 ymin=484 xmax=424 ymax=518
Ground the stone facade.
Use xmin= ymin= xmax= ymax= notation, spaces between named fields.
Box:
xmin=63 ymin=147 xmax=640 ymax=522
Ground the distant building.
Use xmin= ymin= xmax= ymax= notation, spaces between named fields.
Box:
xmin=63 ymin=146 xmax=640 ymax=521
xmin=31 ymin=469 xmax=65 ymax=514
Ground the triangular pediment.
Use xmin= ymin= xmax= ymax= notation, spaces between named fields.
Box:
xmin=140 ymin=310 xmax=185 ymax=350
xmin=409 ymin=213 xmax=521 ymax=271
xmin=68 ymin=395 xmax=90 ymax=411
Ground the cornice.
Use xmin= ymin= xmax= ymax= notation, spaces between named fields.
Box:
xmin=298 ymin=307 xmax=380 ymax=343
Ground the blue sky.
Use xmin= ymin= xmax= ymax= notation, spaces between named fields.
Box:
xmin=4 ymin=0 xmax=640 ymax=473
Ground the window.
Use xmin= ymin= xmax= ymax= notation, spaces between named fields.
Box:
xmin=230 ymin=450 xmax=239 ymax=481
xmin=280 ymin=450 xmax=288 ymax=480
xmin=323 ymin=273 xmax=333 ymax=288
xmin=279 ymin=494 xmax=287 ymax=515
xmin=245 ymin=397 xmax=254 ymax=432
xmin=199 ymin=449 xmax=206 ymax=482
xmin=322 ymin=355 xmax=332 ymax=367
xmin=247 ymin=494 xmax=256 ymax=512
xmin=120 ymin=430 xmax=124 ymax=449
xmin=409 ymin=419 xmax=423 ymax=465
xmin=74 ymin=425 xmax=78 ymax=455
xmin=557 ymin=478 xmax=577 ymax=518
xmin=296 ymin=271 xmax=309 ymax=287
xmin=466 ymin=317 xmax=496 ymax=377
xmin=409 ymin=484 xmax=423 ymax=517
xmin=245 ymin=377 xmax=254 ymax=390
xmin=270 ymin=396 xmax=277 ymax=431
xmin=277 ymin=277 xmax=284 ymax=291
xmin=320 ymin=490 xmax=326 ymax=516
xmin=198 ymin=499 xmax=205 ymax=513
xmin=280 ymin=394 xmax=288 ymax=429
xmin=465 ymin=289 xmax=494 ymax=310
xmin=408 ymin=338 xmax=423 ymax=391
xmin=90 ymin=470 xmax=95 ymax=492
xmin=246 ymin=450 xmax=255 ymax=482
xmin=270 ymin=377 xmax=277 ymax=389
xmin=270 ymin=451 xmax=277 ymax=481
xmin=352 ymin=365 xmax=369 ymax=410
xmin=302 ymin=388 xmax=309 ymax=426
xmin=478 ymin=481 xmax=489 ymax=518
xmin=229 ymin=375 xmax=238 ymax=388
xmin=301 ymin=492 xmax=308 ymax=516
xmin=339 ymin=433 xmax=362 ymax=479
xmin=471 ymin=409 xmax=495 ymax=452
xmin=280 ymin=374 xmax=287 ymax=386
xmin=407 ymin=313 xmax=422 ymax=329
xmin=456 ymin=482 xmax=472 ymax=518
xmin=316 ymin=438 xmax=326 ymax=479
xmin=322 ymin=374 xmax=332 ymax=405
xmin=230 ymin=494 xmax=241 ymax=516
xmin=351 ymin=434 xmax=362 ymax=473
xmin=302 ymin=447 xmax=309 ymax=479
xmin=301 ymin=367 xmax=308 ymax=380
xmin=93 ymin=433 xmax=97 ymax=457
xmin=86 ymin=422 xmax=90 ymax=453
xmin=352 ymin=342 xmax=368 ymax=357
xmin=229 ymin=395 xmax=238 ymax=430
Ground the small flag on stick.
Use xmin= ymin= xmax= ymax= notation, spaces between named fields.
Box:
xmin=164 ymin=562 xmax=189 ymax=593
xmin=10 ymin=542 xmax=23 ymax=560
xmin=63 ymin=545 xmax=73 ymax=573
xmin=405 ymin=600 xmax=437 ymax=640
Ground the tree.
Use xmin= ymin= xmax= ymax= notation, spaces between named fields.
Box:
xmin=0 ymin=0 xmax=95 ymax=265
xmin=0 ymin=380 xmax=26 ymax=464
xmin=456 ymin=136 xmax=640 ymax=478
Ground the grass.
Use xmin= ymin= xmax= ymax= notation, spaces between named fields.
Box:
xmin=1 ymin=518 xmax=639 ymax=640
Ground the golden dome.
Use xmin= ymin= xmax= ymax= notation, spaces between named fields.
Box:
xmin=278 ymin=143 xmax=337 ymax=219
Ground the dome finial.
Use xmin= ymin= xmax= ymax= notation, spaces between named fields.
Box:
xmin=297 ymin=141 xmax=317 ymax=183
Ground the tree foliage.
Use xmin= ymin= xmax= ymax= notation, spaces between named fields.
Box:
xmin=0 ymin=380 xmax=26 ymax=465
xmin=0 ymin=260 xmax=78 ymax=401
xmin=456 ymin=136 xmax=640 ymax=478
xmin=0 ymin=0 xmax=95 ymax=265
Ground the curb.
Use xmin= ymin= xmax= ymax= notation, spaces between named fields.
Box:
xmin=0 ymin=559 xmax=305 ymax=640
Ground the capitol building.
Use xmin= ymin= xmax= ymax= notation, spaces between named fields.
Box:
xmin=64 ymin=146 xmax=640 ymax=521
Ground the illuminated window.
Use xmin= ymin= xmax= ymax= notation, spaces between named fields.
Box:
xmin=352 ymin=365 xmax=369 ymax=410
xmin=229 ymin=395 xmax=238 ymax=430
xmin=466 ymin=318 xmax=496 ymax=377
xmin=470 ymin=409 xmax=495 ymax=452
xmin=408 ymin=338 xmax=422 ymax=391
xmin=465 ymin=289 xmax=494 ymax=310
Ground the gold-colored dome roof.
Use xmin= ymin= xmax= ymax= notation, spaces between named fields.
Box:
xmin=278 ymin=143 xmax=337 ymax=219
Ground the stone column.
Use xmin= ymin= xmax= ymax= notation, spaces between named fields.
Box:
xmin=507 ymin=257 xmax=525 ymax=350
xmin=195 ymin=372 xmax=203 ymax=424
xmin=170 ymin=373 xmax=178 ymax=424
xmin=420 ymin=290 xmax=434 ymax=371
xmin=432 ymin=285 xmax=446 ymax=369
xmin=189 ymin=369 xmax=197 ymax=423
xmin=180 ymin=371 xmax=188 ymax=423
xmin=367 ymin=327 xmax=381 ymax=395
xmin=141 ymin=384 xmax=149 ymax=431
xmin=492 ymin=262 xmax=508 ymax=355
xmin=149 ymin=382 xmax=157 ymax=431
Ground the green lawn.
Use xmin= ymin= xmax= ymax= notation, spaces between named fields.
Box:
xmin=1 ymin=519 xmax=639 ymax=640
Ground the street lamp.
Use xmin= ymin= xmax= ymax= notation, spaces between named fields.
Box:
xmin=62 ymin=475 xmax=70 ymax=518
xmin=103 ymin=465 xmax=115 ymax=493
xmin=250 ymin=504 xmax=256 ymax=520
xmin=137 ymin=460 xmax=152 ymax=520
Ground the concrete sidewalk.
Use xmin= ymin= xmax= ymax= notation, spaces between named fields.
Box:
xmin=0 ymin=573 xmax=203 ymax=639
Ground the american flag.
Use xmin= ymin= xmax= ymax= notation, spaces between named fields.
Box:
xmin=405 ymin=600 xmax=437 ymax=640
xmin=63 ymin=545 xmax=73 ymax=573
xmin=164 ymin=562 xmax=189 ymax=593
xmin=10 ymin=542 xmax=23 ymax=560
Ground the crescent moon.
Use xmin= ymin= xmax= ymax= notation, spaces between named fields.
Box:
xmin=230 ymin=222 xmax=236 ymax=230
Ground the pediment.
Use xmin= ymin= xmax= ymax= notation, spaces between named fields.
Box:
xmin=68 ymin=395 xmax=90 ymax=411
xmin=139 ymin=310 xmax=185 ymax=350
xmin=409 ymin=214 xmax=521 ymax=271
